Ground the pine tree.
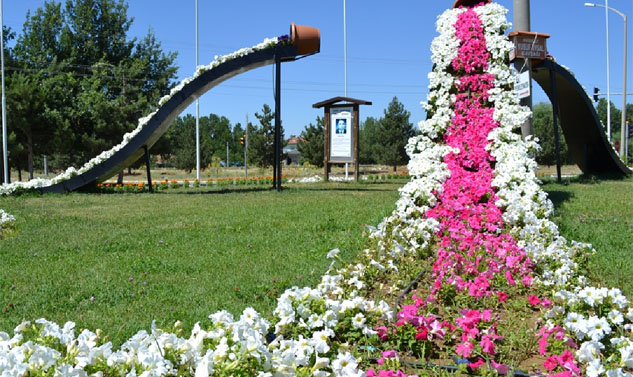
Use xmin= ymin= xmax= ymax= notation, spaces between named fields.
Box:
xmin=297 ymin=116 xmax=324 ymax=167
xmin=249 ymin=104 xmax=282 ymax=168
xmin=375 ymin=97 xmax=415 ymax=171
xmin=359 ymin=116 xmax=380 ymax=164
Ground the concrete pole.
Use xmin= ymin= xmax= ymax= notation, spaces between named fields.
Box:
xmin=513 ymin=0 xmax=534 ymax=139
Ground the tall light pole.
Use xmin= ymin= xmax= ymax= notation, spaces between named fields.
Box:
xmin=586 ymin=3 xmax=627 ymax=160
xmin=195 ymin=0 xmax=201 ymax=181
xmin=343 ymin=0 xmax=349 ymax=178
xmin=586 ymin=1 xmax=613 ymax=140
xmin=0 ymin=0 xmax=8 ymax=184
xmin=343 ymin=0 xmax=347 ymax=97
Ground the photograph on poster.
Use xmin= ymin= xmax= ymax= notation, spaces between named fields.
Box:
xmin=335 ymin=119 xmax=347 ymax=134
xmin=330 ymin=108 xmax=353 ymax=160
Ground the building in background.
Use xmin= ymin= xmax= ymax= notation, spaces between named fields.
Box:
xmin=283 ymin=136 xmax=303 ymax=165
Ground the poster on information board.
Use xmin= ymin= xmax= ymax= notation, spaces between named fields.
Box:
xmin=330 ymin=107 xmax=353 ymax=162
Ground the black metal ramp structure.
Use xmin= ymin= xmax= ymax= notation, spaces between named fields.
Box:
xmin=39 ymin=43 xmax=309 ymax=194
xmin=531 ymin=59 xmax=631 ymax=175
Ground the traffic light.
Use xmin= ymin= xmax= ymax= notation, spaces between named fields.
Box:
xmin=593 ymin=87 xmax=600 ymax=102
xmin=240 ymin=135 xmax=245 ymax=145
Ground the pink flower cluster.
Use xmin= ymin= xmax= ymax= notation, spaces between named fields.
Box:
xmin=366 ymin=369 xmax=416 ymax=377
xmin=454 ymin=309 xmax=501 ymax=358
xmin=366 ymin=351 xmax=418 ymax=377
xmin=396 ymin=296 xmax=449 ymax=341
xmin=451 ymin=8 xmax=490 ymax=73
xmin=537 ymin=326 xmax=580 ymax=376
xmin=426 ymin=6 xmax=534 ymax=300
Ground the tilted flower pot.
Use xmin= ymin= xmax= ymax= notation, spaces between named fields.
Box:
xmin=290 ymin=22 xmax=320 ymax=55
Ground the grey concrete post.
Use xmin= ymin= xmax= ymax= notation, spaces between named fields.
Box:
xmin=514 ymin=0 xmax=534 ymax=139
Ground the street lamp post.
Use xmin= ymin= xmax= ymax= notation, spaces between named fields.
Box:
xmin=585 ymin=2 xmax=628 ymax=161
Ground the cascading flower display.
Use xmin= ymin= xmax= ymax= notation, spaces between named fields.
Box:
xmin=424 ymin=7 xmax=534 ymax=302
xmin=372 ymin=2 xmax=632 ymax=377
xmin=0 ymin=37 xmax=285 ymax=196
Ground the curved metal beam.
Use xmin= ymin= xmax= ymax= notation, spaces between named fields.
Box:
xmin=531 ymin=59 xmax=631 ymax=175
xmin=40 ymin=45 xmax=300 ymax=193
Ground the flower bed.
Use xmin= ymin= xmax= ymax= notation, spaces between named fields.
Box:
xmin=1 ymin=3 xmax=631 ymax=377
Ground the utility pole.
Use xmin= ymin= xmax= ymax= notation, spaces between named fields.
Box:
xmin=513 ymin=0 xmax=534 ymax=139
xmin=226 ymin=141 xmax=229 ymax=169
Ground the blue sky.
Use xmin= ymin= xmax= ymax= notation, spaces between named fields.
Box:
xmin=4 ymin=0 xmax=633 ymax=137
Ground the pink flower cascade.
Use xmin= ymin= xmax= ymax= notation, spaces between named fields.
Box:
xmin=425 ymin=6 xmax=534 ymax=300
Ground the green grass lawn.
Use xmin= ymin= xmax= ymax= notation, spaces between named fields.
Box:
xmin=0 ymin=183 xmax=401 ymax=345
xmin=0 ymin=175 xmax=631 ymax=348
xmin=543 ymin=175 xmax=633 ymax=297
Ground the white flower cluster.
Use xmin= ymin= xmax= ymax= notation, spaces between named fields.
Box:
xmin=0 ymin=254 xmax=393 ymax=376
xmin=0 ymin=312 xmax=272 ymax=377
xmin=291 ymin=175 xmax=323 ymax=184
xmin=0 ymin=209 xmax=15 ymax=229
xmin=0 ymin=37 xmax=281 ymax=196
xmin=544 ymin=287 xmax=633 ymax=376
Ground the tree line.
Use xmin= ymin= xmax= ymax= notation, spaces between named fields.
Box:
xmin=160 ymin=104 xmax=281 ymax=171
xmin=2 ymin=0 xmax=177 ymax=181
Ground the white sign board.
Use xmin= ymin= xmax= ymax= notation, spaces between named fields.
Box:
xmin=515 ymin=70 xmax=531 ymax=99
xmin=330 ymin=107 xmax=353 ymax=162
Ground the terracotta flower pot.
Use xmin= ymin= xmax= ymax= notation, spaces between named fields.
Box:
xmin=452 ymin=0 xmax=491 ymax=8
xmin=290 ymin=23 xmax=320 ymax=55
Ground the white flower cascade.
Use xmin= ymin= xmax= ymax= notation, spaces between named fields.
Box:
xmin=0 ymin=37 xmax=282 ymax=196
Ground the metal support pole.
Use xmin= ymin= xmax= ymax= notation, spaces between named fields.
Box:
xmin=513 ymin=0 xmax=534 ymax=139
xmin=0 ymin=0 xmax=8 ymax=184
xmin=550 ymin=68 xmax=562 ymax=182
xmin=620 ymin=14 xmax=627 ymax=161
xmin=44 ymin=155 xmax=48 ymax=176
xmin=195 ymin=0 xmax=200 ymax=181
xmin=144 ymin=145 xmax=153 ymax=193
xmin=274 ymin=55 xmax=282 ymax=192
